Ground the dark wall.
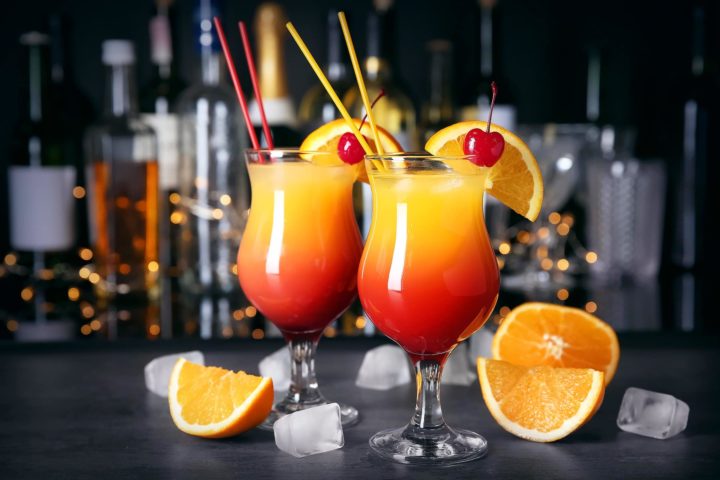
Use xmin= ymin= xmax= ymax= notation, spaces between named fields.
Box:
xmin=1 ymin=0 xmax=717 ymax=249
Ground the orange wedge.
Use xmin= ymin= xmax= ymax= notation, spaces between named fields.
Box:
xmin=478 ymin=358 xmax=605 ymax=442
xmin=300 ymin=118 xmax=403 ymax=182
xmin=492 ymin=303 xmax=620 ymax=385
xmin=425 ymin=121 xmax=543 ymax=221
xmin=168 ymin=358 xmax=273 ymax=438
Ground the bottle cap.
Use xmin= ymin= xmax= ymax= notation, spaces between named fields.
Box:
xmin=102 ymin=40 xmax=135 ymax=66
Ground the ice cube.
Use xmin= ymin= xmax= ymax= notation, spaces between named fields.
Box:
xmin=355 ymin=344 xmax=412 ymax=390
xmin=443 ymin=342 xmax=476 ymax=386
xmin=617 ymin=387 xmax=689 ymax=439
xmin=273 ymin=403 xmax=344 ymax=458
xmin=259 ymin=346 xmax=291 ymax=392
xmin=144 ymin=351 xmax=204 ymax=397
xmin=431 ymin=176 xmax=463 ymax=193
xmin=468 ymin=326 xmax=494 ymax=364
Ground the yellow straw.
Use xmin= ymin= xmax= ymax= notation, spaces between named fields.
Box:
xmin=338 ymin=12 xmax=384 ymax=155
xmin=286 ymin=22 xmax=373 ymax=155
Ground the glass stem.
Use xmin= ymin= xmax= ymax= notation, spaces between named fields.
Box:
xmin=285 ymin=337 xmax=326 ymax=406
xmin=410 ymin=356 xmax=449 ymax=431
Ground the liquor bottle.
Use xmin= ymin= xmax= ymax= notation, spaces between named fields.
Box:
xmin=343 ymin=0 xmax=417 ymax=149
xmin=675 ymin=5 xmax=708 ymax=272
xmin=7 ymin=32 xmax=77 ymax=321
xmin=671 ymin=5 xmax=711 ymax=330
xmin=84 ymin=40 xmax=159 ymax=301
xmin=140 ymin=0 xmax=185 ymax=116
xmin=248 ymin=2 xmax=303 ymax=146
xmin=420 ymin=40 xmax=455 ymax=143
xmin=459 ymin=0 xmax=516 ymax=130
xmin=298 ymin=10 xmax=353 ymax=134
xmin=48 ymin=15 xmax=95 ymax=252
xmin=344 ymin=0 xmax=417 ymax=239
xmin=457 ymin=0 xmax=514 ymax=250
xmin=176 ymin=0 xmax=249 ymax=296
xmin=140 ymin=0 xmax=186 ymax=279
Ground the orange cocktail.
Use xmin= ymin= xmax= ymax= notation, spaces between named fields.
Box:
xmin=238 ymin=156 xmax=361 ymax=334
xmin=358 ymin=155 xmax=499 ymax=465
xmin=359 ymin=158 xmax=499 ymax=360
xmin=237 ymin=149 xmax=362 ymax=428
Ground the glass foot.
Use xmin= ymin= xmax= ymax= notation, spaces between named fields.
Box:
xmin=369 ymin=424 xmax=487 ymax=465
xmin=258 ymin=401 xmax=359 ymax=431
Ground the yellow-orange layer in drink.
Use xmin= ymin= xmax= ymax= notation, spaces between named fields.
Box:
xmin=358 ymin=168 xmax=499 ymax=357
xmin=238 ymin=161 xmax=362 ymax=335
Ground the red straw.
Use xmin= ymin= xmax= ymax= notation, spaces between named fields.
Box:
xmin=239 ymin=21 xmax=274 ymax=149
xmin=212 ymin=17 xmax=261 ymax=151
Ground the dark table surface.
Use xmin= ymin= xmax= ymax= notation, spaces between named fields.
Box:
xmin=1 ymin=334 xmax=719 ymax=479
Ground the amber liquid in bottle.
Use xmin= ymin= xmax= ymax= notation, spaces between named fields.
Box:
xmin=91 ymin=161 xmax=159 ymax=296
xmin=85 ymin=41 xmax=159 ymax=301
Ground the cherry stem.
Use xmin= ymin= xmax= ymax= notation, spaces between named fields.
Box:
xmin=359 ymin=89 xmax=386 ymax=130
xmin=487 ymin=81 xmax=497 ymax=133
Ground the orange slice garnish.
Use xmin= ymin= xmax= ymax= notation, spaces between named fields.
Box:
xmin=425 ymin=121 xmax=543 ymax=221
xmin=300 ymin=118 xmax=403 ymax=183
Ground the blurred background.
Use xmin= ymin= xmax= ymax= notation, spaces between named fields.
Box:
xmin=1 ymin=0 xmax=718 ymax=342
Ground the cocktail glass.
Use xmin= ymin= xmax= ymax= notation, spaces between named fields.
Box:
xmin=358 ymin=154 xmax=500 ymax=464
xmin=237 ymin=149 xmax=363 ymax=429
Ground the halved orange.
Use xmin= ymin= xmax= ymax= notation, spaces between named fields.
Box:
xmin=300 ymin=118 xmax=403 ymax=182
xmin=425 ymin=121 xmax=543 ymax=221
xmin=492 ymin=303 xmax=620 ymax=384
xmin=168 ymin=358 xmax=273 ymax=438
xmin=478 ymin=358 xmax=605 ymax=442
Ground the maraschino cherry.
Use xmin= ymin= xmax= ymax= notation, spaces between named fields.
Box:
xmin=338 ymin=132 xmax=366 ymax=164
xmin=463 ymin=81 xmax=505 ymax=167
xmin=337 ymin=90 xmax=386 ymax=165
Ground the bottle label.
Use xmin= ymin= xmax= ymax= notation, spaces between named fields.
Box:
xmin=249 ymin=98 xmax=297 ymax=128
xmin=478 ymin=103 xmax=517 ymax=131
xmin=9 ymin=166 xmax=76 ymax=251
xmin=142 ymin=113 xmax=179 ymax=190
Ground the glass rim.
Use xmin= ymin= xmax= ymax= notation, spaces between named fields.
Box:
xmin=364 ymin=153 xmax=492 ymax=175
xmin=244 ymin=148 xmax=356 ymax=167
xmin=244 ymin=147 xmax=335 ymax=156
xmin=365 ymin=153 xmax=482 ymax=162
